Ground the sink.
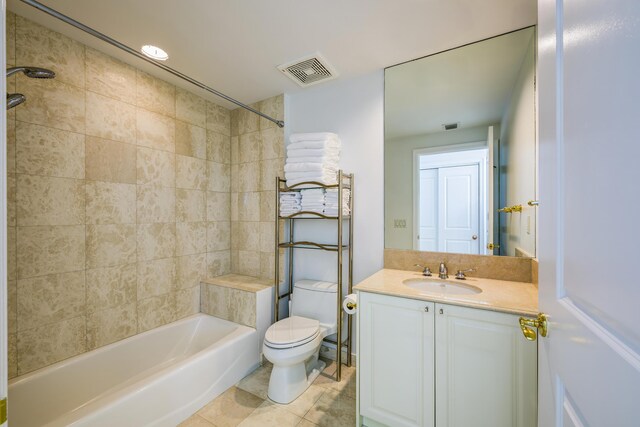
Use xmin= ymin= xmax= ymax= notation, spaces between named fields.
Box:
xmin=403 ymin=278 xmax=482 ymax=295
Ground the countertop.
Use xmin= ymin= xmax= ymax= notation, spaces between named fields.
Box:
xmin=353 ymin=269 xmax=538 ymax=316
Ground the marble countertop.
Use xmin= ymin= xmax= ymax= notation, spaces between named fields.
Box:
xmin=353 ymin=269 xmax=538 ymax=316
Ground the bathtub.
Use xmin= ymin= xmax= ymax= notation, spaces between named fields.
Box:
xmin=8 ymin=314 xmax=259 ymax=427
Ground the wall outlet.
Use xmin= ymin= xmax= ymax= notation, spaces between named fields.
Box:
xmin=394 ymin=219 xmax=407 ymax=228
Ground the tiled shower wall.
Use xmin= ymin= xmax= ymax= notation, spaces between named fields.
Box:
xmin=5 ymin=13 xmax=234 ymax=377
xmin=230 ymin=96 xmax=285 ymax=279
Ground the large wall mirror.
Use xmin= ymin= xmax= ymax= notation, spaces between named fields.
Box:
xmin=385 ymin=27 xmax=537 ymax=257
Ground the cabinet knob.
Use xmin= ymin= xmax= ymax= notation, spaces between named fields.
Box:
xmin=424 ymin=306 xmax=429 ymax=312
xmin=439 ymin=308 xmax=444 ymax=314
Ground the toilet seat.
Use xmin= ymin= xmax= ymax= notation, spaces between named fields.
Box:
xmin=264 ymin=316 xmax=320 ymax=349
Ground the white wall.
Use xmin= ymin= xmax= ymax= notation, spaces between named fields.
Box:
xmin=499 ymin=34 xmax=536 ymax=257
xmin=285 ymin=71 xmax=385 ymax=286
xmin=385 ymin=124 xmax=497 ymax=249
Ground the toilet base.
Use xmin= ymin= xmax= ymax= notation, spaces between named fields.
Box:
xmin=267 ymin=356 xmax=326 ymax=404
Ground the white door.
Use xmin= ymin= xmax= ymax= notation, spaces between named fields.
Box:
xmin=1 ymin=2 xmax=8 ymax=425
xmin=359 ymin=292 xmax=435 ymax=427
xmin=418 ymin=169 xmax=438 ymax=251
xmin=537 ymin=0 xmax=640 ymax=425
xmin=438 ymin=165 xmax=479 ymax=254
xmin=435 ymin=304 xmax=537 ymax=427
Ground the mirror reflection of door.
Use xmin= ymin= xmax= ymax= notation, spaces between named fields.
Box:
xmin=415 ymin=147 xmax=487 ymax=254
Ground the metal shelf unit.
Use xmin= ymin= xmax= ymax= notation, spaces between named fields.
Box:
xmin=274 ymin=171 xmax=354 ymax=381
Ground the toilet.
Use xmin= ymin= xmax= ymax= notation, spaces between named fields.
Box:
xmin=263 ymin=279 xmax=338 ymax=404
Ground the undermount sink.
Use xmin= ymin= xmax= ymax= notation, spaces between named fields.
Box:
xmin=403 ymin=278 xmax=482 ymax=295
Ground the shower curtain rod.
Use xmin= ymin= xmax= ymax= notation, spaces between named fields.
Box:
xmin=19 ymin=0 xmax=285 ymax=128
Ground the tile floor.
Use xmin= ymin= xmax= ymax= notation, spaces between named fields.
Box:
xmin=179 ymin=359 xmax=356 ymax=427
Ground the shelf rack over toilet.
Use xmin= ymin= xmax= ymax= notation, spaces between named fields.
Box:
xmin=274 ymin=171 xmax=354 ymax=381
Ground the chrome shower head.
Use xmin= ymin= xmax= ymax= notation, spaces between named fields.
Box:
xmin=7 ymin=66 xmax=56 ymax=79
xmin=7 ymin=93 xmax=26 ymax=109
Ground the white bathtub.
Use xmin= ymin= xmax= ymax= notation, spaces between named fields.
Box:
xmin=8 ymin=314 xmax=259 ymax=427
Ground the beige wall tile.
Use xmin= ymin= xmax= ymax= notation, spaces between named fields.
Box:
xmin=7 ymin=227 xmax=16 ymax=281
xmin=8 ymin=333 xmax=17 ymax=379
xmin=16 ymin=78 xmax=85 ymax=133
xmin=231 ymin=192 xmax=239 ymax=221
xmin=207 ymin=251 xmax=231 ymax=278
xmin=176 ymin=88 xmax=206 ymax=127
xmin=7 ymin=119 xmax=16 ymax=174
xmin=206 ymin=102 xmax=230 ymax=136
xmin=17 ymin=175 xmax=85 ymax=226
xmin=259 ymin=95 xmax=284 ymax=131
xmin=176 ymin=155 xmax=207 ymax=190
xmin=238 ymin=192 xmax=260 ymax=222
xmin=17 ymin=271 xmax=85 ymax=331
xmin=201 ymin=284 xmax=256 ymax=327
xmin=86 ymin=181 xmax=136 ymax=224
xmin=137 ymin=258 xmax=176 ymax=299
xmin=86 ymin=91 xmax=135 ymax=143
xmin=136 ymin=70 xmax=175 ymax=117
xmin=259 ymin=252 xmax=275 ymax=280
xmin=137 ymin=293 xmax=176 ymax=333
xmin=176 ymin=286 xmax=200 ymax=319
xmin=207 ymin=131 xmax=231 ymax=164
xmin=238 ymin=162 xmax=260 ymax=192
xmin=17 ymin=316 xmax=86 ymax=375
xmin=17 ymin=225 xmax=85 ymax=279
xmin=260 ymin=127 xmax=285 ymax=160
xmin=137 ymin=147 xmax=176 ymax=187
xmin=177 ymin=189 xmax=206 ymax=223
xmin=230 ymin=163 xmax=239 ymax=193
xmin=231 ymin=136 xmax=239 ymax=164
xmin=87 ymin=303 xmax=137 ymax=349
xmin=176 ymin=222 xmax=207 ymax=256
xmin=16 ymin=15 xmax=85 ymax=88
xmin=260 ymin=191 xmax=276 ymax=222
xmin=86 ymin=224 xmax=136 ymax=269
xmin=7 ymin=174 xmax=16 ymax=227
xmin=8 ymin=280 xmax=17 ymax=334
xmin=137 ymin=108 xmax=175 ymax=152
xmin=6 ymin=12 xmax=16 ymax=65
xmin=207 ymin=221 xmax=231 ymax=252
xmin=239 ymin=132 xmax=261 ymax=163
xmin=230 ymin=109 xmax=239 ymax=137
xmin=176 ymin=254 xmax=207 ymax=289
xmin=86 ymin=264 xmax=136 ymax=312
xmin=137 ymin=185 xmax=175 ymax=223
xmin=259 ymin=222 xmax=275 ymax=253
xmin=176 ymin=121 xmax=207 ymax=159
xmin=16 ymin=122 xmax=85 ymax=179
xmin=137 ymin=223 xmax=176 ymax=261
xmin=260 ymin=158 xmax=284 ymax=192
xmin=207 ymin=191 xmax=230 ymax=222
xmin=207 ymin=162 xmax=230 ymax=192
xmin=236 ymin=106 xmax=259 ymax=135
xmin=238 ymin=250 xmax=261 ymax=277
xmin=85 ymin=136 xmax=137 ymax=184
xmin=86 ymin=48 xmax=136 ymax=102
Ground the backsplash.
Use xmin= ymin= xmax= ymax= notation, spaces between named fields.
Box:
xmin=384 ymin=249 xmax=534 ymax=283
xmin=5 ymin=12 xmax=236 ymax=377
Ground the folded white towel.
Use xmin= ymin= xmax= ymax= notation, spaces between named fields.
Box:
xmin=290 ymin=132 xmax=339 ymax=143
xmin=287 ymin=148 xmax=340 ymax=158
xmin=286 ymin=177 xmax=337 ymax=187
xmin=281 ymin=202 xmax=301 ymax=208
xmin=285 ymin=156 xmax=339 ymax=165
xmin=287 ymin=139 xmax=340 ymax=150
xmin=280 ymin=191 xmax=301 ymax=198
xmin=285 ymin=172 xmax=337 ymax=181
xmin=285 ymin=163 xmax=338 ymax=173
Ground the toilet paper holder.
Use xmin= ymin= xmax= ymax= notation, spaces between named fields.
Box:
xmin=345 ymin=301 xmax=357 ymax=310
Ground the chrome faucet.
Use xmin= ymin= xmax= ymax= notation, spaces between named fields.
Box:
xmin=414 ymin=264 xmax=432 ymax=277
xmin=438 ymin=262 xmax=448 ymax=279
xmin=455 ymin=268 xmax=476 ymax=280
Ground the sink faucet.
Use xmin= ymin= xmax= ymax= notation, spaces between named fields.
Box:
xmin=438 ymin=262 xmax=448 ymax=279
xmin=414 ymin=264 xmax=432 ymax=277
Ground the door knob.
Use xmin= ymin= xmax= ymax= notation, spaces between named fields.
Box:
xmin=519 ymin=313 xmax=548 ymax=341
xmin=472 ymin=235 xmax=478 ymax=240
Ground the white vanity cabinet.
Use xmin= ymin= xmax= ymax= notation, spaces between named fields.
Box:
xmin=358 ymin=291 xmax=537 ymax=427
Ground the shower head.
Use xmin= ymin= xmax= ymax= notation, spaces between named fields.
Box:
xmin=7 ymin=93 xmax=26 ymax=109
xmin=7 ymin=66 xmax=56 ymax=79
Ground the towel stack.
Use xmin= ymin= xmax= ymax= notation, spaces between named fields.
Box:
xmin=300 ymin=189 xmax=325 ymax=214
xmin=279 ymin=192 xmax=301 ymax=216
xmin=324 ymin=189 xmax=351 ymax=216
xmin=285 ymin=132 xmax=341 ymax=187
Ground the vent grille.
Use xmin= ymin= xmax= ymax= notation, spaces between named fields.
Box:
xmin=443 ymin=122 xmax=459 ymax=131
xmin=278 ymin=54 xmax=338 ymax=87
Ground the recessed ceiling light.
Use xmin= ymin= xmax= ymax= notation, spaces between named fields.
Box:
xmin=141 ymin=45 xmax=168 ymax=61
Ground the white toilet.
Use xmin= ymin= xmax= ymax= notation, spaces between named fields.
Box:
xmin=263 ymin=279 xmax=338 ymax=404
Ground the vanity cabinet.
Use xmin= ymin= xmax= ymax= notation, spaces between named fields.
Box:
xmin=358 ymin=292 xmax=537 ymax=427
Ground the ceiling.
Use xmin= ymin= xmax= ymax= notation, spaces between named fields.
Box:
xmin=7 ymin=0 xmax=536 ymax=110
xmin=385 ymin=26 xmax=535 ymax=140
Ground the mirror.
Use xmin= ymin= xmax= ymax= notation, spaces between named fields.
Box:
xmin=384 ymin=27 xmax=537 ymax=257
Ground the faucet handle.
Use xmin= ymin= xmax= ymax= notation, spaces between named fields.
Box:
xmin=414 ymin=264 xmax=432 ymax=276
xmin=455 ymin=268 xmax=476 ymax=280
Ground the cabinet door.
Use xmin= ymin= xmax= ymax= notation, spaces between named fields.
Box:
xmin=359 ymin=292 xmax=435 ymax=427
xmin=435 ymin=303 xmax=537 ymax=427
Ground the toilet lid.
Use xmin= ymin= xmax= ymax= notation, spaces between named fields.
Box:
xmin=265 ymin=316 xmax=320 ymax=349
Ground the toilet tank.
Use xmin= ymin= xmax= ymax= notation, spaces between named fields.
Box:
xmin=291 ymin=280 xmax=338 ymax=326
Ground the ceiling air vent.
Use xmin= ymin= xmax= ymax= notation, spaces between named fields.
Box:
xmin=278 ymin=53 xmax=338 ymax=87
xmin=443 ymin=122 xmax=459 ymax=131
